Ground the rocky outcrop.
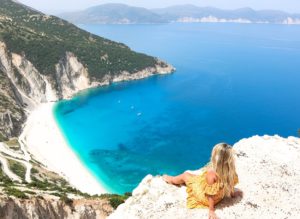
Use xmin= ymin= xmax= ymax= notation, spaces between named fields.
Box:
xmin=0 ymin=196 xmax=113 ymax=219
xmin=0 ymin=90 xmax=25 ymax=140
xmin=112 ymin=60 xmax=174 ymax=83
xmin=11 ymin=53 xmax=55 ymax=105
xmin=109 ymin=135 xmax=300 ymax=219
xmin=0 ymin=42 xmax=90 ymax=107
xmin=0 ymin=43 xmax=26 ymax=139
xmin=0 ymin=111 xmax=17 ymax=140
xmin=1 ymin=42 xmax=49 ymax=109
xmin=55 ymin=52 xmax=90 ymax=99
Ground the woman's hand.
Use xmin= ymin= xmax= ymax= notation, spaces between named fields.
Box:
xmin=231 ymin=189 xmax=243 ymax=198
xmin=208 ymin=210 xmax=218 ymax=219
xmin=208 ymin=193 xmax=217 ymax=219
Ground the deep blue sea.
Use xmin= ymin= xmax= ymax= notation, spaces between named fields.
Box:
xmin=54 ymin=23 xmax=300 ymax=194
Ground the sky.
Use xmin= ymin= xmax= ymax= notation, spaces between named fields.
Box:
xmin=18 ymin=0 xmax=300 ymax=14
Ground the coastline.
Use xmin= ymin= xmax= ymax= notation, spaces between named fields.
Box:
xmin=10 ymin=58 xmax=175 ymax=195
xmin=15 ymin=61 xmax=175 ymax=195
xmin=21 ymin=102 xmax=108 ymax=195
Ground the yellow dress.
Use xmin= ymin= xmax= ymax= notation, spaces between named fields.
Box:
xmin=186 ymin=169 xmax=239 ymax=208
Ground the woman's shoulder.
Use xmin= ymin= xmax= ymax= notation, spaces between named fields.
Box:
xmin=196 ymin=168 xmax=221 ymax=197
xmin=205 ymin=168 xmax=218 ymax=185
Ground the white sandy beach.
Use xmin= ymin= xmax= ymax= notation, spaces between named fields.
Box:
xmin=21 ymin=102 xmax=107 ymax=195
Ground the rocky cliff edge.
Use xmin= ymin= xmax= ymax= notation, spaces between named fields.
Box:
xmin=109 ymin=135 xmax=300 ymax=219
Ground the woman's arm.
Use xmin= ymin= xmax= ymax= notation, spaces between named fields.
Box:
xmin=206 ymin=170 xmax=218 ymax=219
xmin=208 ymin=196 xmax=217 ymax=219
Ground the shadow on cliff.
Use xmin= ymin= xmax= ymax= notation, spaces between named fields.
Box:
xmin=216 ymin=188 xmax=243 ymax=209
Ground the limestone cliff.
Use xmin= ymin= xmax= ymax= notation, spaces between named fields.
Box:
xmin=0 ymin=196 xmax=113 ymax=219
xmin=0 ymin=43 xmax=26 ymax=140
xmin=55 ymin=52 xmax=90 ymax=99
xmin=109 ymin=135 xmax=300 ymax=219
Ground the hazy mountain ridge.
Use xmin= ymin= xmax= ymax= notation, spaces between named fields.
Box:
xmin=58 ymin=3 xmax=300 ymax=24
xmin=60 ymin=3 xmax=167 ymax=24
xmin=153 ymin=5 xmax=300 ymax=24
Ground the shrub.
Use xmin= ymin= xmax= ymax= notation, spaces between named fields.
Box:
xmin=4 ymin=187 xmax=28 ymax=199
xmin=7 ymin=159 xmax=26 ymax=180
xmin=4 ymin=138 xmax=19 ymax=147
xmin=27 ymin=177 xmax=91 ymax=197
xmin=100 ymin=192 xmax=132 ymax=209
xmin=60 ymin=194 xmax=73 ymax=207
xmin=0 ymin=132 xmax=8 ymax=142
xmin=27 ymin=177 xmax=51 ymax=190
xmin=0 ymin=165 xmax=13 ymax=186
xmin=50 ymin=192 xmax=63 ymax=197
xmin=31 ymin=168 xmax=39 ymax=174
xmin=23 ymin=190 xmax=36 ymax=195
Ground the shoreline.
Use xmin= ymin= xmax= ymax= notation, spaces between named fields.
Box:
xmin=21 ymin=102 xmax=108 ymax=195
xmin=16 ymin=63 xmax=175 ymax=195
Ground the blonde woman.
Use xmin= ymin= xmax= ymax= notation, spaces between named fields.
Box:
xmin=163 ymin=143 xmax=241 ymax=219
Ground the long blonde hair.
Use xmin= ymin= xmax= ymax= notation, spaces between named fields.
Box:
xmin=211 ymin=143 xmax=237 ymax=197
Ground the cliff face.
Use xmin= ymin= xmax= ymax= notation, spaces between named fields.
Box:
xmin=0 ymin=42 xmax=88 ymax=139
xmin=0 ymin=42 xmax=26 ymax=140
xmin=55 ymin=52 xmax=90 ymax=99
xmin=0 ymin=197 xmax=113 ymax=219
xmin=0 ymin=41 xmax=92 ymax=106
xmin=109 ymin=135 xmax=300 ymax=219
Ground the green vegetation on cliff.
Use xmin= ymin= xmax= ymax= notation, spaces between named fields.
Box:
xmin=3 ymin=187 xmax=29 ymax=199
xmin=100 ymin=192 xmax=132 ymax=209
xmin=0 ymin=0 xmax=161 ymax=80
xmin=7 ymin=159 xmax=26 ymax=180
xmin=0 ymin=164 xmax=13 ymax=186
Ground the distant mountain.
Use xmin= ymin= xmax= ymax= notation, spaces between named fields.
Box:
xmin=59 ymin=3 xmax=167 ymax=24
xmin=153 ymin=5 xmax=300 ymax=24
xmin=59 ymin=3 xmax=300 ymax=25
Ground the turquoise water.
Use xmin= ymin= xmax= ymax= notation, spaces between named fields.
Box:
xmin=54 ymin=23 xmax=300 ymax=194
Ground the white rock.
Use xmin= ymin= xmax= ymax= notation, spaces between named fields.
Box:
xmin=109 ymin=135 xmax=300 ymax=219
